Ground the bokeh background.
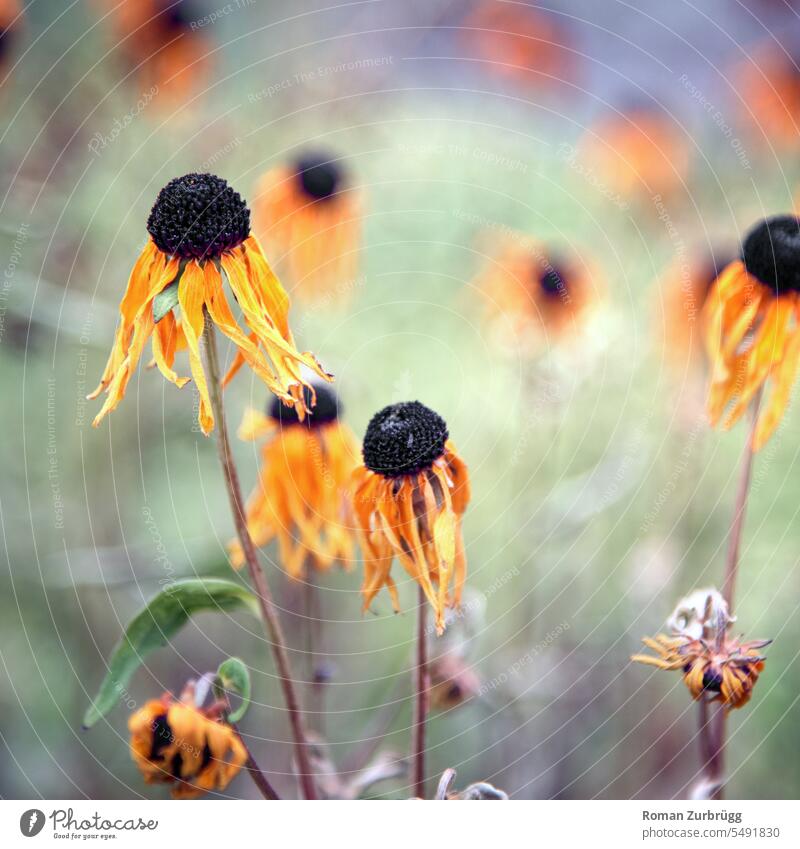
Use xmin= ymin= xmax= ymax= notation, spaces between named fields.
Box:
xmin=2 ymin=0 xmax=800 ymax=800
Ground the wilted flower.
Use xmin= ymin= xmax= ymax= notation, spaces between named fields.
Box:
xmin=128 ymin=683 xmax=246 ymax=799
xmin=474 ymin=235 xmax=600 ymax=345
xmin=352 ymin=401 xmax=470 ymax=634
xmin=632 ymin=590 xmax=770 ymax=710
xmin=228 ymin=382 xmax=358 ymax=577
xmin=252 ymin=152 xmax=362 ymax=302
xmin=88 ymin=172 xmax=330 ymax=434
xmin=704 ymin=215 xmax=800 ymax=450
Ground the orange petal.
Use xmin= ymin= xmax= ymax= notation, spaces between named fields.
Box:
xmin=178 ymin=261 xmax=214 ymax=434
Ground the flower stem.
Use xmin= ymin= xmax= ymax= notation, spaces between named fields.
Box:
xmin=232 ymin=725 xmax=281 ymax=800
xmin=699 ymin=388 xmax=763 ymax=800
xmin=412 ymin=585 xmax=429 ymax=799
xmin=722 ymin=389 xmax=762 ymax=611
xmin=202 ymin=318 xmax=317 ymax=800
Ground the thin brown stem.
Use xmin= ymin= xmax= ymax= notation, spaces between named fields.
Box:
xmin=412 ymin=585 xmax=429 ymax=799
xmin=304 ymin=569 xmax=326 ymax=732
xmin=232 ymin=725 xmax=281 ymax=800
xmin=722 ymin=389 xmax=763 ymax=611
xmin=202 ymin=319 xmax=317 ymax=800
xmin=699 ymin=389 xmax=763 ymax=800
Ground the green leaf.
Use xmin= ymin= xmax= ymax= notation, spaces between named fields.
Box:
xmin=214 ymin=657 xmax=252 ymax=723
xmin=83 ymin=579 xmax=259 ymax=729
xmin=152 ymin=280 xmax=180 ymax=323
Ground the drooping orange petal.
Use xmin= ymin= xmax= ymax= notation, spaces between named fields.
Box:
xmin=222 ymin=243 xmax=332 ymax=412
xmin=88 ymin=241 xmax=165 ymax=400
xmin=151 ymin=309 xmax=190 ymax=388
xmin=203 ymin=260 xmax=288 ymax=397
xmin=178 ymin=261 xmax=214 ymax=434
xmin=753 ymin=314 xmax=800 ymax=451
xmin=723 ymin=296 xmax=793 ymax=429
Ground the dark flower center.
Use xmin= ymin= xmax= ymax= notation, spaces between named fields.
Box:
xmin=0 ymin=23 xmax=17 ymax=62
xmin=742 ymin=215 xmax=800 ymax=293
xmin=701 ymin=667 xmax=724 ymax=692
xmin=161 ymin=1 xmax=200 ymax=31
xmin=362 ymin=401 xmax=449 ymax=477
xmin=149 ymin=713 xmax=173 ymax=760
xmin=296 ymin=155 xmax=341 ymax=200
xmin=146 ymin=173 xmax=250 ymax=260
xmin=269 ymin=382 xmax=340 ymax=426
xmin=537 ymin=262 xmax=569 ymax=299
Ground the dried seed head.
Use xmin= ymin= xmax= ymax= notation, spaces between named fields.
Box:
xmin=362 ymin=401 xmax=448 ymax=477
xmin=146 ymin=173 xmax=250 ymax=260
xmin=458 ymin=782 xmax=509 ymax=800
xmin=667 ymin=588 xmax=733 ymax=641
xmin=296 ymin=154 xmax=342 ymax=200
xmin=742 ymin=215 xmax=800 ymax=293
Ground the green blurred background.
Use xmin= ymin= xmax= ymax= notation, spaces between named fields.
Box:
xmin=1 ymin=0 xmax=799 ymax=799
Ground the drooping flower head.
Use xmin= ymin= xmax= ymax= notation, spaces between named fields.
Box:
xmin=252 ymin=151 xmax=362 ymax=303
xmin=704 ymin=215 xmax=800 ymax=450
xmin=632 ymin=590 xmax=770 ymax=710
xmin=89 ymin=172 xmax=331 ymax=434
xmin=351 ymin=401 xmax=470 ymax=635
xmin=128 ymin=682 xmax=246 ymax=799
xmin=474 ymin=234 xmax=600 ymax=347
xmin=228 ymin=381 xmax=358 ymax=578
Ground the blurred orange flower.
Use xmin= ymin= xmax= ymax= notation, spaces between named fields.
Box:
xmin=252 ymin=153 xmax=362 ymax=304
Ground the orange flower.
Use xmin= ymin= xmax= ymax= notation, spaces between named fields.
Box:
xmin=632 ymin=632 xmax=769 ymax=710
xmin=703 ymin=216 xmax=800 ymax=451
xmin=228 ymin=383 xmax=358 ymax=578
xmin=459 ymin=2 xmax=574 ymax=89
xmin=88 ymin=173 xmax=331 ymax=435
xmin=351 ymin=402 xmax=470 ymax=635
xmin=0 ymin=1 xmax=22 ymax=79
xmin=659 ymin=247 xmax=733 ymax=367
xmin=95 ymin=0 xmax=210 ymax=104
xmin=733 ymin=45 xmax=800 ymax=151
xmin=128 ymin=685 xmax=246 ymax=799
xmin=474 ymin=234 xmax=599 ymax=344
xmin=252 ymin=153 xmax=362 ymax=303
xmin=581 ymin=108 xmax=690 ymax=201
